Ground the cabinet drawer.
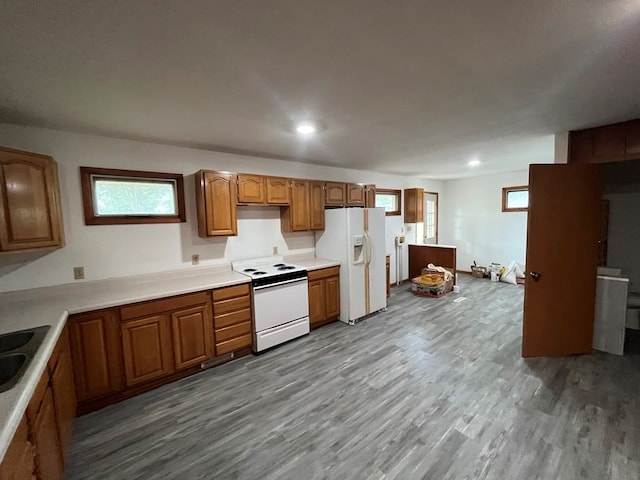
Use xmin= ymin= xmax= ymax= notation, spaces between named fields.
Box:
xmin=213 ymin=308 xmax=251 ymax=329
xmin=121 ymin=291 xmax=210 ymax=320
xmin=213 ymin=295 xmax=250 ymax=315
xmin=215 ymin=321 xmax=251 ymax=342
xmin=216 ymin=334 xmax=252 ymax=355
xmin=308 ymin=266 xmax=340 ymax=281
xmin=213 ymin=284 xmax=250 ymax=301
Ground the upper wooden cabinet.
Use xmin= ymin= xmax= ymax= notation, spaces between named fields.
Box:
xmin=325 ymin=182 xmax=347 ymax=206
xmin=365 ymin=184 xmax=376 ymax=208
xmin=195 ymin=170 xmax=238 ymax=237
xmin=404 ymin=188 xmax=424 ymax=223
xmin=237 ymin=174 xmax=266 ymax=204
xmin=69 ymin=309 xmax=124 ymax=403
xmin=346 ymin=184 xmax=365 ymax=206
xmin=569 ymin=118 xmax=640 ymax=164
xmin=281 ymin=179 xmax=310 ymax=232
xmin=266 ymin=176 xmax=290 ymax=205
xmin=309 ymin=180 xmax=325 ymax=230
xmin=0 ymin=146 xmax=64 ymax=252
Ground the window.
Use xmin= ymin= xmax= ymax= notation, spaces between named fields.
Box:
xmin=502 ymin=185 xmax=529 ymax=212
xmin=80 ymin=167 xmax=186 ymax=225
xmin=375 ymin=189 xmax=401 ymax=216
xmin=424 ymin=192 xmax=438 ymax=243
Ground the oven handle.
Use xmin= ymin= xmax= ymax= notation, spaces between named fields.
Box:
xmin=253 ymin=277 xmax=308 ymax=291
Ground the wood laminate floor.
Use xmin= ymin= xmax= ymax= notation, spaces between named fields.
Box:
xmin=67 ymin=277 xmax=640 ymax=480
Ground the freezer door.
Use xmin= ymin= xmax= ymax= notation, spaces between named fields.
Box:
xmin=346 ymin=208 xmax=366 ymax=322
xmin=366 ymin=208 xmax=387 ymax=313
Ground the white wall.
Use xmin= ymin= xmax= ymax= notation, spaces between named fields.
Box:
xmin=605 ymin=193 xmax=640 ymax=293
xmin=439 ymin=170 xmax=528 ymax=272
xmin=0 ymin=124 xmax=441 ymax=291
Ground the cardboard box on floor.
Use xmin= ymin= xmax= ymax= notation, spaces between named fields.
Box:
xmin=421 ymin=266 xmax=455 ymax=294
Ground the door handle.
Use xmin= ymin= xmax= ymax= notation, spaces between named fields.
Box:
xmin=529 ymin=271 xmax=541 ymax=281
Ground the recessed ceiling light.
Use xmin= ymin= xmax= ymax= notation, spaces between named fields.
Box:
xmin=468 ymin=159 xmax=481 ymax=167
xmin=295 ymin=122 xmax=317 ymax=135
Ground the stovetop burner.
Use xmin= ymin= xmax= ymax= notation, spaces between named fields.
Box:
xmin=254 ymin=271 xmax=267 ymax=275
xmin=273 ymin=263 xmax=285 ymax=267
xmin=244 ymin=268 xmax=257 ymax=272
xmin=277 ymin=266 xmax=295 ymax=271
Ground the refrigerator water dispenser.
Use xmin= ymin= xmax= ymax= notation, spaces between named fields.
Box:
xmin=353 ymin=235 xmax=365 ymax=264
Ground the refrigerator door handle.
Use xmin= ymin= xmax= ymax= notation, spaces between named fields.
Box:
xmin=364 ymin=230 xmax=372 ymax=266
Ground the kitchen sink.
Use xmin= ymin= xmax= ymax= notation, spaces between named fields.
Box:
xmin=0 ymin=326 xmax=50 ymax=393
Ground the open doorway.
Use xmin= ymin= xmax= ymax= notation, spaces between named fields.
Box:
xmin=423 ymin=192 xmax=438 ymax=244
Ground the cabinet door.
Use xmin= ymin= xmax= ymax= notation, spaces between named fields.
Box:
xmin=289 ymin=179 xmax=310 ymax=231
xmin=309 ymin=181 xmax=325 ymax=230
xmin=195 ymin=170 xmax=237 ymax=237
xmin=308 ymin=279 xmax=326 ymax=327
xmin=364 ymin=184 xmax=376 ymax=208
xmin=266 ymin=177 xmax=290 ymax=205
xmin=69 ymin=310 xmax=124 ymax=402
xmin=591 ymin=124 xmax=626 ymax=160
xmin=346 ymin=184 xmax=365 ymax=206
xmin=31 ymin=387 xmax=63 ymax=480
xmin=0 ymin=147 xmax=64 ymax=251
xmin=404 ymin=188 xmax=424 ymax=223
xmin=0 ymin=415 xmax=35 ymax=479
xmin=325 ymin=276 xmax=341 ymax=320
xmin=121 ymin=314 xmax=174 ymax=387
xmin=626 ymin=119 xmax=640 ymax=156
xmin=50 ymin=336 xmax=76 ymax=463
xmin=237 ymin=174 xmax=265 ymax=203
xmin=171 ymin=304 xmax=213 ymax=370
xmin=325 ymin=182 xmax=346 ymax=206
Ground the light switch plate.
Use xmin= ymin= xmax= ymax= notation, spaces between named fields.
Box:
xmin=192 ymin=254 xmax=200 ymax=265
xmin=73 ymin=266 xmax=85 ymax=280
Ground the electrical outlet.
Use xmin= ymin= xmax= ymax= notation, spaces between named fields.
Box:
xmin=73 ymin=266 xmax=85 ymax=280
xmin=192 ymin=254 xmax=200 ymax=265
xmin=272 ymin=245 xmax=278 ymax=255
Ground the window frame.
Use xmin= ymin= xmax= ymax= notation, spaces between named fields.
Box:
xmin=80 ymin=166 xmax=186 ymax=225
xmin=424 ymin=191 xmax=439 ymax=244
xmin=502 ymin=185 xmax=529 ymax=212
xmin=374 ymin=188 xmax=402 ymax=216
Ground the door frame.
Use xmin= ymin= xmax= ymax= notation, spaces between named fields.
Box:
xmin=424 ymin=191 xmax=439 ymax=244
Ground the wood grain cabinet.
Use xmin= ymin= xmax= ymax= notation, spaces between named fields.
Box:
xmin=325 ymin=182 xmax=347 ymax=206
xmin=0 ymin=414 xmax=35 ymax=480
xmin=307 ymin=266 xmax=340 ymax=328
xmin=0 ymin=146 xmax=65 ymax=252
xmin=404 ymin=188 xmax=424 ymax=223
xmin=365 ymin=184 xmax=376 ymax=208
xmin=309 ymin=180 xmax=325 ymax=230
xmin=569 ymin=118 xmax=640 ymax=164
xmin=237 ymin=174 xmax=266 ymax=204
xmin=30 ymin=386 xmax=63 ymax=480
xmin=195 ymin=170 xmax=238 ymax=237
xmin=212 ymin=284 xmax=253 ymax=355
xmin=281 ymin=179 xmax=310 ymax=232
xmin=171 ymin=303 xmax=214 ymax=370
xmin=266 ymin=176 xmax=290 ymax=205
xmin=346 ymin=183 xmax=365 ymax=206
xmin=69 ymin=309 xmax=124 ymax=403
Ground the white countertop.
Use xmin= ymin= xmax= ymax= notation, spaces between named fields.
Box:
xmin=0 ymin=264 xmax=250 ymax=462
xmin=407 ymin=243 xmax=457 ymax=248
xmin=0 ymin=256 xmax=343 ymax=461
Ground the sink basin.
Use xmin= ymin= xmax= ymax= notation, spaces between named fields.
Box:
xmin=0 ymin=354 xmax=27 ymax=393
xmin=0 ymin=331 xmax=34 ymax=354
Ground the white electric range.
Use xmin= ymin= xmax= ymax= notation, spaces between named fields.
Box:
xmin=232 ymin=256 xmax=309 ymax=352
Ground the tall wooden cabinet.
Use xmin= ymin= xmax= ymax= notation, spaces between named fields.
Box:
xmin=281 ymin=179 xmax=310 ymax=232
xmin=0 ymin=146 xmax=64 ymax=252
xmin=307 ymin=266 xmax=340 ymax=328
xmin=309 ymin=181 xmax=325 ymax=230
xmin=195 ymin=170 xmax=238 ymax=237
xmin=569 ymin=118 xmax=640 ymax=164
xmin=404 ymin=188 xmax=424 ymax=223
xmin=365 ymin=184 xmax=376 ymax=208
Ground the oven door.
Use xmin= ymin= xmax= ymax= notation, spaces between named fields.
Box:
xmin=253 ymin=277 xmax=309 ymax=332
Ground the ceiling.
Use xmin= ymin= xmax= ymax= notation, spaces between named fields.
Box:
xmin=1 ymin=1 xmax=639 ymax=179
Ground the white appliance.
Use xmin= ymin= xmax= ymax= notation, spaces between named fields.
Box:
xmin=315 ymin=208 xmax=387 ymax=324
xmin=593 ymin=274 xmax=629 ymax=356
xmin=232 ymin=256 xmax=309 ymax=352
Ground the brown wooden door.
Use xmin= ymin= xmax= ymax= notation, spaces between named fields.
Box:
xmin=266 ymin=176 xmax=290 ymax=205
xmin=522 ymin=163 xmax=602 ymax=357
xmin=325 ymin=276 xmax=340 ymax=320
xmin=592 ymin=124 xmax=626 ymax=161
xmin=121 ymin=314 xmax=174 ymax=387
xmin=195 ymin=170 xmax=237 ymax=237
xmin=346 ymin=184 xmax=365 ymax=206
xmin=308 ymin=279 xmax=326 ymax=327
xmin=50 ymin=342 xmax=76 ymax=462
xmin=309 ymin=181 xmax=325 ymax=230
xmin=0 ymin=147 xmax=64 ymax=251
xmin=69 ymin=310 xmax=124 ymax=402
xmin=171 ymin=304 xmax=213 ymax=370
xmin=237 ymin=174 xmax=265 ymax=203
xmin=325 ymin=182 xmax=346 ymax=206
xmin=31 ymin=387 xmax=63 ymax=480
xmin=289 ymin=179 xmax=310 ymax=231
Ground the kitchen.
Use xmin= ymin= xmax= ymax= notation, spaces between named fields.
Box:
xmin=2 ymin=1 xmax=640 ymax=479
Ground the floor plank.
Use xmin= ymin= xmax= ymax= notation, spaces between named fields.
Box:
xmin=66 ymin=277 xmax=640 ymax=480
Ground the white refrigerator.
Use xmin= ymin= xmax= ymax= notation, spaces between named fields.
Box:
xmin=315 ymin=208 xmax=387 ymax=324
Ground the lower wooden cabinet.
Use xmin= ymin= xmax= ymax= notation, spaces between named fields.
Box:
xmin=49 ymin=328 xmax=77 ymax=462
xmin=171 ymin=304 xmax=214 ymax=370
xmin=308 ymin=266 xmax=341 ymax=328
xmin=30 ymin=387 xmax=63 ymax=480
xmin=213 ymin=284 xmax=253 ymax=355
xmin=121 ymin=314 xmax=174 ymax=387
xmin=0 ymin=415 xmax=35 ymax=480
